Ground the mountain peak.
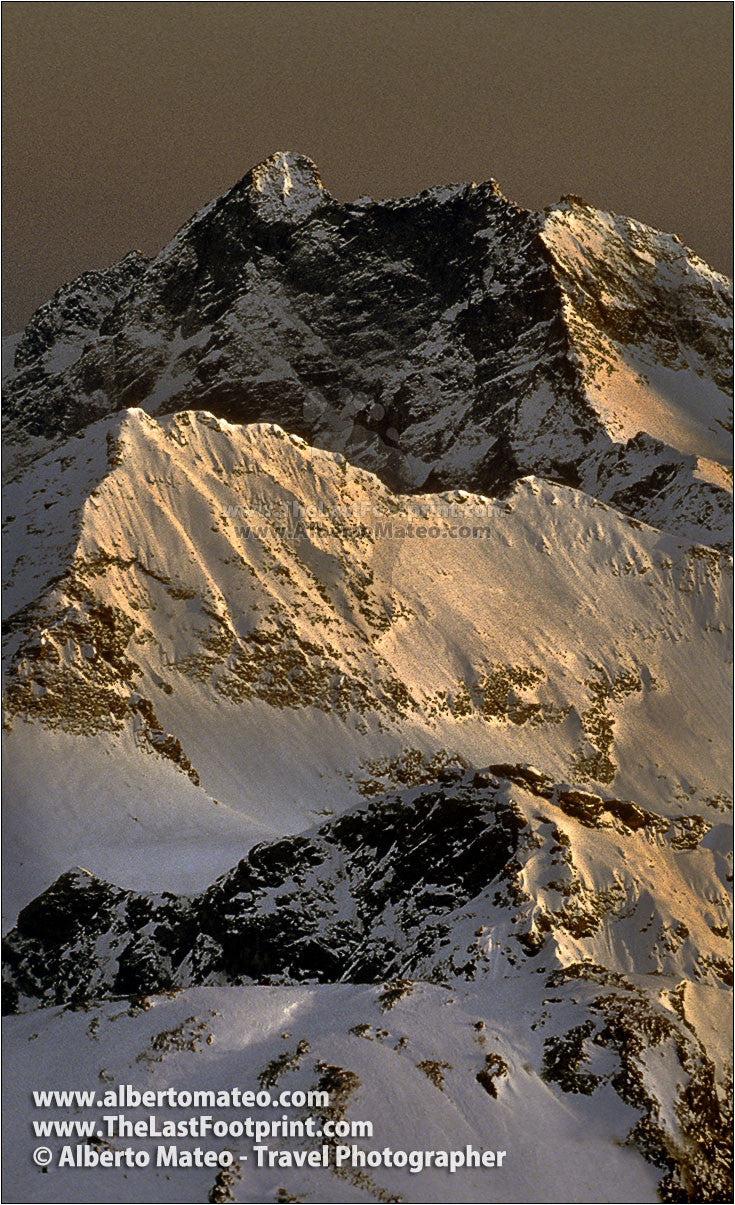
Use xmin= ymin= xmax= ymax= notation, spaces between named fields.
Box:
xmin=245 ymin=150 xmax=328 ymax=221
xmin=4 ymin=156 xmax=732 ymax=549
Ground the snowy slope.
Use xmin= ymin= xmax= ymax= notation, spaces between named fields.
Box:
xmin=3 ymin=409 xmax=731 ymax=914
xmin=3 ymin=983 xmax=667 ymax=1204
xmin=540 ymin=200 xmax=732 ymax=464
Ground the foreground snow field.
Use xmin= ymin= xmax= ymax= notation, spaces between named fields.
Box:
xmin=0 ymin=982 xmax=688 ymax=1203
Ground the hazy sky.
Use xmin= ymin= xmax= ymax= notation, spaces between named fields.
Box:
xmin=2 ymin=2 xmax=732 ymax=331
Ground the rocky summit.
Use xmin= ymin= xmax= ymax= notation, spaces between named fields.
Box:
xmin=4 ymin=151 xmax=732 ymax=546
xmin=2 ymin=154 xmax=732 ymax=1204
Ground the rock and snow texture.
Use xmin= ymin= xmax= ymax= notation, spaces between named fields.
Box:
xmin=3 ymin=771 xmax=733 ymax=1201
xmin=2 ymin=409 xmax=731 ymax=911
xmin=4 ymin=154 xmax=732 ymax=546
xmin=1 ymin=154 xmax=732 ymax=1203
xmin=1 ymin=984 xmax=669 ymax=1204
xmin=249 ymin=150 xmax=329 ymax=223
xmin=5 ymin=769 xmax=728 ymax=1005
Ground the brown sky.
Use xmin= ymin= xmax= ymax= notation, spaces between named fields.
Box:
xmin=2 ymin=1 xmax=733 ymax=331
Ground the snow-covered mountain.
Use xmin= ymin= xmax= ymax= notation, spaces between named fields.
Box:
xmin=4 ymin=152 xmax=732 ymax=546
xmin=2 ymin=155 xmax=732 ymax=1203
xmin=3 ymin=408 xmax=730 ymax=914
xmin=7 ymin=766 xmax=727 ymax=1006
xmin=4 ymin=768 xmax=732 ymax=1201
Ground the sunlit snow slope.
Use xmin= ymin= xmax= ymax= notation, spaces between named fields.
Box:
xmin=3 ymin=409 xmax=730 ymax=913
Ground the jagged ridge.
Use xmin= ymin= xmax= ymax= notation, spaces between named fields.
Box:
xmin=3 ymin=409 xmax=731 ymax=865
xmin=5 ymin=763 xmax=727 ymax=1011
xmin=4 ymin=152 xmax=732 ymax=546
xmin=4 ymin=764 xmax=731 ymax=1200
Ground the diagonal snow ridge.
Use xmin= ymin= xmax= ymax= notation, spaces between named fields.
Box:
xmin=4 ymin=763 xmax=731 ymax=1200
xmin=2 ymin=408 xmax=731 ymax=916
xmin=4 ymin=762 xmax=727 ymax=1012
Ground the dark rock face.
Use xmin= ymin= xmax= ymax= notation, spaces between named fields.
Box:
xmin=2 ymin=779 xmax=524 ymax=1009
xmin=2 ymin=762 xmax=718 ymax=1013
xmin=3 ymin=762 xmax=729 ymax=1201
xmin=12 ymin=252 xmax=149 ymax=376
xmin=4 ymin=152 xmax=732 ymax=544
xmin=1 ymin=780 xmax=525 ymax=1007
